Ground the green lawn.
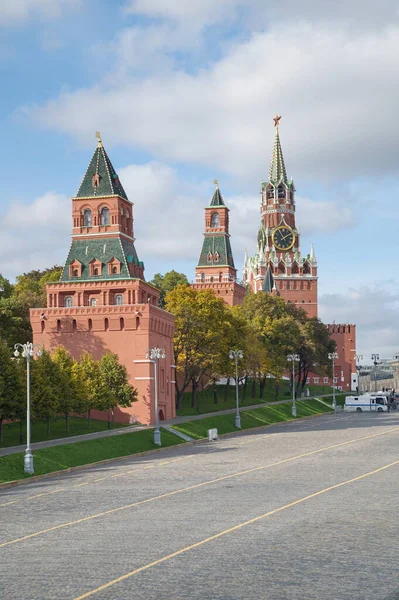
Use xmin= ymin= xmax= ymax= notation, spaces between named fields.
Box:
xmin=0 ymin=417 xmax=129 ymax=449
xmin=178 ymin=379 xmax=337 ymax=416
xmin=0 ymin=428 xmax=184 ymax=484
xmin=173 ymin=399 xmax=333 ymax=440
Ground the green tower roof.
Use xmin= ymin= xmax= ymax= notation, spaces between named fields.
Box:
xmin=60 ymin=237 xmax=143 ymax=282
xmin=197 ymin=234 xmax=235 ymax=269
xmin=75 ymin=140 xmax=128 ymax=200
xmin=262 ymin=266 xmax=274 ymax=293
xmin=209 ymin=187 xmax=225 ymax=207
xmin=268 ymin=127 xmax=289 ymax=186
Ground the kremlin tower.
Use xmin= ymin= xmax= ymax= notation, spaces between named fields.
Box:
xmin=243 ymin=115 xmax=318 ymax=317
xmin=30 ymin=135 xmax=176 ymax=425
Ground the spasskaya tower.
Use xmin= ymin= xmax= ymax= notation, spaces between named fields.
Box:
xmin=243 ymin=116 xmax=318 ymax=317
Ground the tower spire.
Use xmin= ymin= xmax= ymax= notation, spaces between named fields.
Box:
xmin=269 ymin=115 xmax=288 ymax=185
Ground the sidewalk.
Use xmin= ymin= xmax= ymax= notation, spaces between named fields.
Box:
xmin=0 ymin=394 xmax=333 ymax=457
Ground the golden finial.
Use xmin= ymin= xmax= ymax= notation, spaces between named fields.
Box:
xmin=95 ymin=131 xmax=102 ymax=147
xmin=273 ymin=114 xmax=282 ymax=128
xmin=213 ymin=179 xmax=219 ymax=189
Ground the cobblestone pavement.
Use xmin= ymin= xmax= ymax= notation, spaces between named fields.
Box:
xmin=0 ymin=412 xmax=398 ymax=600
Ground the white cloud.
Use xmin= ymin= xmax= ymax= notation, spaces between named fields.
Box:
xmin=0 ymin=193 xmax=70 ymax=278
xmin=319 ymin=283 xmax=399 ymax=359
xmin=0 ymin=0 xmax=81 ymax=25
xmin=295 ymin=197 xmax=356 ymax=235
xmin=25 ymin=22 xmax=399 ymax=182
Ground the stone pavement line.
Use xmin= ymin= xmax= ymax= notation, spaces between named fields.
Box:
xmin=73 ymin=457 xmax=399 ymax=600
xmin=1 ymin=425 xmax=398 ymax=549
xmin=0 ymin=456 xmax=191 ymax=508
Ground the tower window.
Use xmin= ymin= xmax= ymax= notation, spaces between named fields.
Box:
xmin=201 ymin=273 xmax=205 ymax=282
xmin=112 ymin=266 xmax=118 ymax=274
xmin=65 ymin=296 xmax=73 ymax=308
xmin=91 ymin=173 xmax=100 ymax=188
xmin=89 ymin=298 xmax=97 ymax=307
xmin=100 ymin=207 xmax=110 ymax=226
xmin=210 ymin=212 xmax=220 ymax=227
xmin=207 ymin=252 xmax=212 ymax=263
xmin=83 ymin=209 xmax=92 ymax=227
xmin=73 ymin=269 xmax=78 ymax=277
xmin=114 ymin=294 xmax=124 ymax=305
xmin=278 ymin=186 xmax=285 ymax=199
xmin=214 ymin=252 xmax=219 ymax=263
xmin=267 ymin=187 xmax=275 ymax=199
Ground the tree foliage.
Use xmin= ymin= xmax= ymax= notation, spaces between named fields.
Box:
xmin=150 ymin=270 xmax=189 ymax=308
xmin=0 ymin=343 xmax=24 ymax=442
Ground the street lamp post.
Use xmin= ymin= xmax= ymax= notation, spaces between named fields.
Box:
xmin=229 ymin=349 xmax=243 ymax=429
xmin=328 ymin=352 xmax=339 ymax=411
xmin=147 ymin=347 xmax=166 ymax=446
xmin=371 ymin=354 xmax=379 ymax=392
xmin=287 ymin=354 xmax=300 ymax=417
xmin=13 ymin=342 xmax=42 ymax=474
xmin=354 ymin=354 xmax=363 ymax=393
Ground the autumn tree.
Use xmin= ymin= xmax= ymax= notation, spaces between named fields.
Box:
xmin=72 ymin=352 xmax=114 ymax=429
xmin=165 ymin=285 xmax=237 ymax=410
xmin=150 ymin=270 xmax=189 ymax=308
xmin=14 ymin=266 xmax=63 ymax=308
xmin=51 ymin=346 xmax=86 ymax=433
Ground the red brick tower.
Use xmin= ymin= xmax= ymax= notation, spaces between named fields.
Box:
xmin=243 ymin=117 xmax=318 ymax=317
xmin=30 ymin=135 xmax=176 ymax=425
xmin=191 ymin=182 xmax=246 ymax=306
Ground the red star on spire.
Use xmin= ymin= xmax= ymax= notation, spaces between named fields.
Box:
xmin=273 ymin=114 xmax=282 ymax=127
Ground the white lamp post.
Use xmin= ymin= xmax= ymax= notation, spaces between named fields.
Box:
xmin=354 ymin=353 xmax=363 ymax=392
xmin=287 ymin=354 xmax=300 ymax=417
xmin=14 ymin=342 xmax=42 ymax=474
xmin=147 ymin=347 xmax=166 ymax=446
xmin=371 ymin=354 xmax=379 ymax=392
xmin=328 ymin=352 xmax=339 ymax=411
xmin=229 ymin=349 xmax=243 ymax=429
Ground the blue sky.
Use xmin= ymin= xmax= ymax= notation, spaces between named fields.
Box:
xmin=1 ymin=0 xmax=399 ymax=360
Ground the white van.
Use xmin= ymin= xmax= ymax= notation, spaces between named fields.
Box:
xmin=344 ymin=394 xmax=388 ymax=413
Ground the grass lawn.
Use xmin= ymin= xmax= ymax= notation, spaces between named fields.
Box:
xmin=0 ymin=416 xmax=129 ymax=449
xmin=0 ymin=428 xmax=184 ymax=484
xmin=173 ymin=399 xmax=333 ymax=440
xmin=177 ymin=379 xmax=338 ymax=416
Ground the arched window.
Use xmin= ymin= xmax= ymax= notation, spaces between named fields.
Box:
xmin=56 ymin=319 xmax=61 ymax=333
xmin=114 ymin=294 xmax=123 ymax=305
xmin=210 ymin=276 xmax=214 ymax=282
xmin=218 ymin=272 xmax=222 ymax=282
xmin=112 ymin=266 xmax=118 ymax=274
xmin=72 ymin=319 xmax=77 ymax=332
xmin=207 ymin=252 xmax=212 ymax=263
xmin=201 ymin=273 xmax=205 ymax=283
xmin=136 ymin=316 xmax=140 ymax=330
xmin=88 ymin=318 xmax=93 ymax=332
xmin=73 ymin=269 xmax=79 ymax=277
xmin=303 ymin=262 xmax=310 ymax=275
xmin=83 ymin=209 xmax=92 ymax=227
xmin=214 ymin=252 xmax=219 ymax=263
xmin=93 ymin=268 xmax=99 ymax=276
xmin=89 ymin=298 xmax=97 ymax=307
xmin=104 ymin=318 xmax=109 ymax=331
xmin=41 ymin=320 xmax=45 ymax=333
xmin=100 ymin=207 xmax=110 ymax=226
xmin=267 ymin=187 xmax=275 ymax=199
xmin=120 ymin=317 xmax=125 ymax=330
xmin=65 ymin=296 xmax=73 ymax=308
xmin=278 ymin=185 xmax=285 ymax=199
xmin=210 ymin=212 xmax=220 ymax=227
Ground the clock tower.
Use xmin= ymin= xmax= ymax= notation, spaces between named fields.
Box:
xmin=243 ymin=117 xmax=318 ymax=317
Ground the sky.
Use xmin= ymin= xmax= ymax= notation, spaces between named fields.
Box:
xmin=1 ymin=0 xmax=399 ymax=362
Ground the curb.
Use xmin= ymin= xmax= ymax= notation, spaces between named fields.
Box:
xmin=0 ymin=409 xmax=334 ymax=491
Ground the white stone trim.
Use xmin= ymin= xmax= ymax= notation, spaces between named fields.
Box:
xmin=72 ymin=232 xmax=135 ymax=242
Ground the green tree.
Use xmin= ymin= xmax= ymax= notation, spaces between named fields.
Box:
xmin=72 ymin=352 xmax=113 ymax=429
xmin=51 ymin=346 xmax=86 ymax=433
xmin=0 ymin=275 xmax=14 ymax=299
xmin=14 ymin=266 xmax=62 ymax=308
xmin=0 ymin=343 xmax=24 ymax=442
xmin=165 ymin=285 xmax=236 ymax=410
xmin=30 ymin=350 xmax=62 ymax=436
xmin=0 ymin=295 xmax=32 ymax=348
xmin=150 ymin=270 xmax=189 ymax=308
xmin=296 ymin=318 xmax=337 ymax=392
xmin=99 ymin=352 xmax=138 ymax=426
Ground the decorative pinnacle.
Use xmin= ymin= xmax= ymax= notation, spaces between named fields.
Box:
xmin=213 ymin=179 xmax=219 ymax=189
xmin=95 ymin=131 xmax=103 ymax=148
xmin=273 ymin=114 xmax=282 ymax=128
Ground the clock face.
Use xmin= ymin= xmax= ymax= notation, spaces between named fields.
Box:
xmin=272 ymin=226 xmax=295 ymax=251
